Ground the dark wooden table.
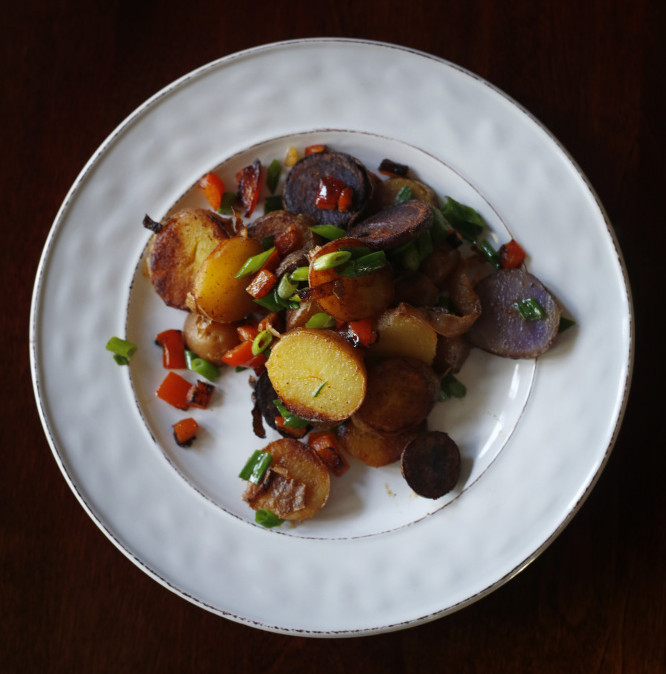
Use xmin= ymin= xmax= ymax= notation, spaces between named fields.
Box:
xmin=3 ymin=1 xmax=663 ymax=671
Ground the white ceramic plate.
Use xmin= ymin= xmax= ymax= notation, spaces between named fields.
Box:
xmin=31 ymin=39 xmax=633 ymax=636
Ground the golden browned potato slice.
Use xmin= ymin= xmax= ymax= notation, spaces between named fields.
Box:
xmin=374 ymin=177 xmax=439 ymax=209
xmin=188 ymin=235 xmax=263 ymax=323
xmin=148 ymin=208 xmax=232 ymax=310
xmin=242 ymin=438 xmax=330 ymax=521
xmin=353 ymin=357 xmax=439 ymax=435
xmin=266 ymin=328 xmax=367 ymax=423
xmin=182 ymin=312 xmax=240 ymax=366
xmin=369 ymin=303 xmax=438 ymax=365
xmin=338 ymin=418 xmax=425 ymax=467
xmin=308 ymin=238 xmax=394 ymax=322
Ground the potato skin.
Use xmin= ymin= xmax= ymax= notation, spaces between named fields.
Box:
xmin=242 ymin=438 xmax=330 ymax=520
xmin=266 ymin=328 xmax=367 ymax=423
xmin=189 ymin=236 xmax=263 ymax=323
xmin=182 ymin=312 xmax=240 ymax=366
xmin=149 ymin=208 xmax=232 ymax=310
xmin=308 ymin=238 xmax=394 ymax=322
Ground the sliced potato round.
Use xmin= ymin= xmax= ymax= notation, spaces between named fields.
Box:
xmin=242 ymin=438 xmax=330 ymax=521
xmin=266 ymin=328 xmax=367 ymax=423
xmin=369 ymin=303 xmax=438 ymax=365
xmin=182 ymin=312 xmax=240 ymax=366
xmin=353 ymin=357 xmax=439 ymax=435
xmin=188 ymin=235 xmax=263 ymax=323
xmin=338 ymin=418 xmax=425 ymax=467
xmin=308 ymin=237 xmax=394 ymax=322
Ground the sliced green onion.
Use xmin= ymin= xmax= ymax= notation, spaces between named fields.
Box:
xmin=394 ymin=185 xmax=413 ymax=203
xmin=305 ymin=312 xmax=335 ymax=329
xmin=558 ymin=316 xmax=576 ymax=332
xmin=399 ymin=241 xmax=420 ymax=271
xmin=276 ymin=273 xmax=298 ymax=300
xmin=185 ymin=350 xmax=221 ymax=381
xmin=513 ymin=298 xmax=547 ymax=321
xmin=235 ymin=247 xmax=276 ymax=278
xmin=477 ymin=239 xmax=500 ymax=269
xmin=251 ymin=330 xmax=273 ymax=356
xmin=430 ymin=206 xmax=453 ymax=243
xmin=416 ymin=229 xmax=434 ymax=262
xmin=339 ymin=245 xmax=373 ymax=259
xmin=106 ymin=336 xmax=137 ymax=364
xmin=439 ymin=374 xmax=467 ymax=402
xmin=235 ymin=365 xmax=247 ymax=372
xmin=266 ymin=159 xmax=281 ymax=193
xmin=309 ymin=224 xmax=346 ymax=240
xmin=289 ymin=266 xmax=310 ymax=282
xmin=264 ymin=195 xmax=283 ymax=214
xmin=253 ymin=285 xmax=299 ymax=312
xmin=255 ymin=509 xmax=284 ymax=528
xmin=337 ymin=250 xmax=388 ymax=278
xmin=273 ymin=399 xmax=309 ymax=428
xmin=441 ymin=197 xmax=485 ymax=241
xmin=217 ymin=192 xmax=237 ymax=215
xmin=239 ymin=450 xmax=273 ymax=484
xmin=312 ymin=381 xmax=327 ymax=398
xmin=312 ymin=250 xmax=352 ymax=271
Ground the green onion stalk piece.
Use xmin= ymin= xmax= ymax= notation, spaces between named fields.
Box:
xmin=266 ymin=159 xmax=281 ymax=193
xmin=312 ymin=250 xmax=352 ymax=271
xmin=305 ymin=312 xmax=335 ymax=329
xmin=276 ymin=273 xmax=298 ymax=300
xmin=477 ymin=239 xmax=500 ymax=269
xmin=441 ymin=197 xmax=485 ymax=242
xmin=513 ymin=298 xmax=547 ymax=321
xmin=288 ymin=266 xmax=310 ymax=282
xmin=439 ymin=373 xmax=467 ymax=402
xmin=185 ymin=350 xmax=221 ymax=381
xmin=251 ymin=330 xmax=273 ymax=356
xmin=394 ymin=185 xmax=413 ymax=203
xmin=309 ymin=224 xmax=346 ymax=240
xmin=106 ymin=336 xmax=137 ymax=365
xmin=273 ymin=399 xmax=309 ymax=429
xmin=235 ymin=247 xmax=276 ymax=278
xmin=239 ymin=450 xmax=273 ymax=484
xmin=217 ymin=192 xmax=237 ymax=215
xmin=558 ymin=316 xmax=576 ymax=333
xmin=337 ymin=250 xmax=388 ymax=278
xmin=255 ymin=509 xmax=284 ymax=528
xmin=264 ymin=195 xmax=283 ymax=214
xmin=253 ymin=285 xmax=299 ymax=312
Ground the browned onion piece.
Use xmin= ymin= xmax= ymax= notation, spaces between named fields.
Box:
xmin=346 ymin=200 xmax=433 ymax=249
xmin=246 ymin=210 xmax=319 ymax=250
xmin=432 ymin=334 xmax=471 ymax=374
xmin=466 ymin=269 xmax=562 ymax=359
xmin=400 ymin=430 xmax=461 ymax=499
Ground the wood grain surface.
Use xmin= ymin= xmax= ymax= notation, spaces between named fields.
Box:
xmin=2 ymin=1 xmax=664 ymax=672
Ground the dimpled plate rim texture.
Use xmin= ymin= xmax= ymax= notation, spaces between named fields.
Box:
xmin=30 ymin=38 xmax=633 ymax=636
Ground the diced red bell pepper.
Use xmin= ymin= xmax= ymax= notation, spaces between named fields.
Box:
xmin=156 ymin=372 xmax=192 ymax=410
xmin=308 ymin=431 xmax=349 ymax=476
xmin=346 ymin=318 xmax=377 ymax=347
xmin=172 ymin=418 xmax=199 ymax=447
xmin=221 ymin=340 xmax=255 ymax=367
xmin=236 ymin=159 xmax=262 ymax=217
xmin=198 ymin=172 xmax=225 ymax=211
xmin=337 ymin=186 xmax=353 ymax=212
xmin=274 ymin=225 xmax=301 ymax=256
xmin=275 ymin=416 xmax=308 ymax=438
xmin=315 ymin=176 xmax=346 ymax=209
xmin=187 ymin=380 xmax=214 ymax=409
xmin=258 ymin=312 xmax=281 ymax=333
xmin=245 ymin=353 xmax=268 ymax=375
xmin=499 ymin=239 xmax=527 ymax=269
xmin=155 ymin=329 xmax=187 ymax=369
xmin=305 ymin=144 xmax=327 ymax=155
xmin=237 ymin=324 xmax=259 ymax=343
xmin=246 ymin=269 xmax=277 ymax=299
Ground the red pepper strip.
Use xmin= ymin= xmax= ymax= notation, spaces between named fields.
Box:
xmin=258 ymin=312 xmax=281 ymax=333
xmin=236 ymin=159 xmax=262 ymax=217
xmin=172 ymin=418 xmax=199 ymax=447
xmin=198 ymin=172 xmax=225 ymax=211
xmin=246 ymin=353 xmax=268 ymax=375
xmin=308 ymin=431 xmax=349 ymax=476
xmin=346 ymin=318 xmax=377 ymax=347
xmin=237 ymin=324 xmax=259 ymax=343
xmin=246 ymin=269 xmax=277 ymax=299
xmin=274 ymin=225 xmax=301 ymax=257
xmin=315 ymin=176 xmax=345 ymax=209
xmin=305 ymin=144 xmax=327 ymax=155
xmin=275 ymin=416 xmax=308 ymax=438
xmin=337 ymin=186 xmax=353 ymax=212
xmin=259 ymin=247 xmax=281 ymax=273
xmin=187 ymin=380 xmax=214 ymax=409
xmin=156 ymin=372 xmax=192 ymax=410
xmin=499 ymin=239 xmax=527 ymax=269
xmin=221 ymin=341 xmax=255 ymax=367
xmin=155 ymin=329 xmax=187 ymax=369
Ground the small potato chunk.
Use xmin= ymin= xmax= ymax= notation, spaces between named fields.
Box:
xmin=189 ymin=236 xmax=264 ymax=323
xmin=266 ymin=328 xmax=366 ymax=423
xmin=353 ymin=357 xmax=439 ymax=435
xmin=401 ymin=430 xmax=461 ymax=499
xmin=243 ymin=438 xmax=330 ymax=521
xmin=338 ymin=418 xmax=425 ymax=467
xmin=149 ymin=208 xmax=232 ymax=310
xmin=182 ymin=312 xmax=240 ymax=366
xmin=308 ymin=238 xmax=394 ymax=322
xmin=369 ymin=303 xmax=438 ymax=365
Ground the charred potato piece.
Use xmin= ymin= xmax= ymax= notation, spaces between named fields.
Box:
xmin=374 ymin=177 xmax=439 ymax=209
xmin=182 ymin=312 xmax=240 ymax=366
xmin=148 ymin=208 xmax=232 ymax=310
xmin=433 ymin=334 xmax=471 ymax=375
xmin=338 ymin=419 xmax=425 ymax=467
xmin=401 ymin=430 xmax=461 ymax=499
xmin=266 ymin=328 xmax=366 ymax=423
xmin=188 ymin=235 xmax=264 ymax=323
xmin=283 ymin=150 xmax=373 ymax=227
xmin=353 ymin=357 xmax=439 ymax=435
xmin=308 ymin=237 xmax=394 ymax=322
xmin=243 ymin=438 xmax=330 ymax=521
xmin=393 ymin=272 xmax=440 ymax=307
xmin=370 ymin=303 xmax=438 ymax=365
xmin=285 ymin=297 xmax=324 ymax=331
